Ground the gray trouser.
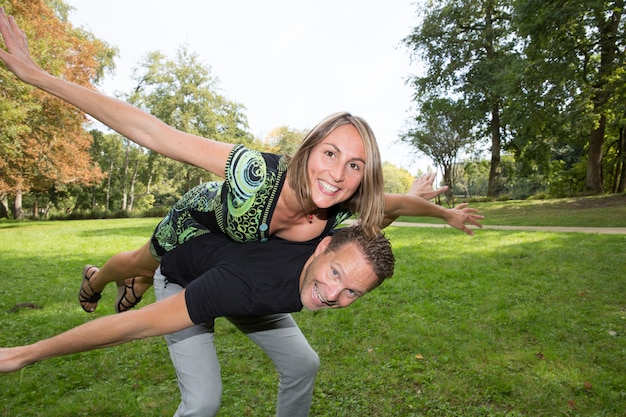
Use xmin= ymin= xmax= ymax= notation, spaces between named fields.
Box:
xmin=153 ymin=267 xmax=319 ymax=417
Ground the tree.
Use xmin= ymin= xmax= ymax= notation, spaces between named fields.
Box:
xmin=0 ymin=0 xmax=116 ymax=218
xmin=91 ymin=46 xmax=253 ymax=210
xmin=514 ymin=0 xmax=625 ymax=194
xmin=382 ymin=162 xmax=414 ymax=194
xmin=403 ymin=0 xmax=520 ymax=197
xmin=459 ymin=159 xmax=491 ymax=197
xmin=264 ymin=126 xmax=307 ymax=156
xmin=402 ymin=98 xmax=476 ymax=204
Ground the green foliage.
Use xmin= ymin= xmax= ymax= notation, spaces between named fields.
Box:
xmin=121 ymin=45 xmax=253 ymax=198
xmin=0 ymin=0 xmax=116 ymax=200
xmin=382 ymin=162 xmax=414 ymax=193
xmin=511 ymin=0 xmax=626 ymax=193
xmin=402 ymin=97 xmax=479 ymax=201
xmin=403 ymin=0 xmax=521 ymax=196
xmin=454 ymin=159 xmax=491 ymax=197
xmin=0 ymin=216 xmax=624 ymax=416
xmin=264 ymin=125 xmax=307 ymax=156
xmin=403 ymin=0 xmax=626 ymax=197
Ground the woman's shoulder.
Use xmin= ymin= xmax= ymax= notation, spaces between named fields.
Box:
xmin=227 ymin=145 xmax=286 ymax=171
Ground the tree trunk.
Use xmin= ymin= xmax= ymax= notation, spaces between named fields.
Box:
xmin=106 ymin=160 xmax=113 ymax=211
xmin=618 ymin=126 xmax=626 ymax=193
xmin=14 ymin=189 xmax=24 ymax=219
xmin=0 ymin=194 xmax=9 ymax=218
xmin=586 ymin=5 xmax=622 ymax=194
xmin=487 ymin=103 xmax=502 ymax=197
xmin=121 ymin=140 xmax=130 ymax=211
xmin=442 ymin=163 xmax=454 ymax=206
xmin=128 ymin=159 xmax=140 ymax=212
xmin=586 ymin=114 xmax=605 ymax=194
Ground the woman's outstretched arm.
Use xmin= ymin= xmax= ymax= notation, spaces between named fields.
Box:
xmin=0 ymin=8 xmax=233 ymax=176
xmin=382 ymin=173 xmax=484 ymax=235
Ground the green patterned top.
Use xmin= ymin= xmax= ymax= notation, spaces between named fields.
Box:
xmin=150 ymin=145 xmax=352 ymax=260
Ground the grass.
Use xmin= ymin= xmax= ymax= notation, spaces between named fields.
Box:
xmin=0 ymin=197 xmax=625 ymax=416
xmin=397 ymin=193 xmax=626 ymax=227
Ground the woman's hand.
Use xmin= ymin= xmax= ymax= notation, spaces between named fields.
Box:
xmin=0 ymin=8 xmax=233 ymax=176
xmin=441 ymin=203 xmax=484 ymax=236
xmin=407 ymin=173 xmax=448 ymax=201
xmin=0 ymin=8 xmax=43 ymax=83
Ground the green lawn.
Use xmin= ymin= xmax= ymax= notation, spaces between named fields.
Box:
xmin=398 ymin=193 xmax=626 ymax=228
xmin=0 ymin=199 xmax=625 ymax=416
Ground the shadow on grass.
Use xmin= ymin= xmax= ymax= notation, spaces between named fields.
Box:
xmin=75 ymin=224 xmax=157 ymax=238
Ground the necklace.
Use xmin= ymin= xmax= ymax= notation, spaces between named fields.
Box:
xmin=299 ymin=199 xmax=318 ymax=223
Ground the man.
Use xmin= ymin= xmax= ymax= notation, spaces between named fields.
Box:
xmin=0 ymin=225 xmax=394 ymax=416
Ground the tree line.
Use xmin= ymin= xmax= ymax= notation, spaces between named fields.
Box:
xmin=401 ymin=0 xmax=625 ymax=201
xmin=1 ymin=0 xmax=623 ymax=219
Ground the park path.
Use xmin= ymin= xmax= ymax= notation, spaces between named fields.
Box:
xmin=343 ymin=219 xmax=626 ymax=235
xmin=388 ymin=221 xmax=626 ymax=235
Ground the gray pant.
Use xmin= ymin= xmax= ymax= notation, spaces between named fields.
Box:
xmin=153 ymin=267 xmax=319 ymax=417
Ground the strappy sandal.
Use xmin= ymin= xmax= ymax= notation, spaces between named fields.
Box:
xmin=79 ymin=265 xmax=102 ymax=313
xmin=115 ymin=277 xmax=143 ymax=313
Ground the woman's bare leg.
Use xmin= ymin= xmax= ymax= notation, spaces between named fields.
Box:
xmin=114 ymin=275 xmax=154 ymax=313
xmin=78 ymin=240 xmax=159 ymax=312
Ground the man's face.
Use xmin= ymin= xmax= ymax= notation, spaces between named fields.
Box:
xmin=299 ymin=238 xmax=377 ymax=311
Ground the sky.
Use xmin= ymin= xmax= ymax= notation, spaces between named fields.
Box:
xmin=63 ymin=0 xmax=430 ymax=173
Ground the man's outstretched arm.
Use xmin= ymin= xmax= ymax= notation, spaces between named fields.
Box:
xmin=0 ymin=290 xmax=193 ymax=373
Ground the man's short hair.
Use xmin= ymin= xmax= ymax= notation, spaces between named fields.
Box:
xmin=327 ymin=225 xmax=394 ymax=289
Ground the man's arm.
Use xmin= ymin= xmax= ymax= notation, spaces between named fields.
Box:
xmin=0 ymin=291 xmax=193 ymax=373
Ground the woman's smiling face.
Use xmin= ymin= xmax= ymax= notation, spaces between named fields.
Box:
xmin=306 ymin=123 xmax=366 ymax=209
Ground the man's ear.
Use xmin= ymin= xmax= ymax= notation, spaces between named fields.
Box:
xmin=313 ymin=235 xmax=332 ymax=257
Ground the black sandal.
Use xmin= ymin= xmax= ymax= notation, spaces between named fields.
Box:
xmin=79 ymin=265 xmax=102 ymax=313
xmin=115 ymin=277 xmax=143 ymax=313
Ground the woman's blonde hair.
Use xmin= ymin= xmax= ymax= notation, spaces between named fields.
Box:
xmin=288 ymin=112 xmax=384 ymax=237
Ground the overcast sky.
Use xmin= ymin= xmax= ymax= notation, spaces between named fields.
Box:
xmin=64 ymin=0 xmax=430 ymax=173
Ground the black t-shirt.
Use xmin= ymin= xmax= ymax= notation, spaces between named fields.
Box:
xmin=160 ymin=232 xmax=321 ymax=324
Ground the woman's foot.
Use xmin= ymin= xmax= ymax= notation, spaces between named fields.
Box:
xmin=78 ymin=265 xmax=102 ymax=313
xmin=115 ymin=277 xmax=144 ymax=313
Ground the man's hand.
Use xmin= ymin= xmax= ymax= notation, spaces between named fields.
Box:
xmin=0 ymin=346 xmax=30 ymax=373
